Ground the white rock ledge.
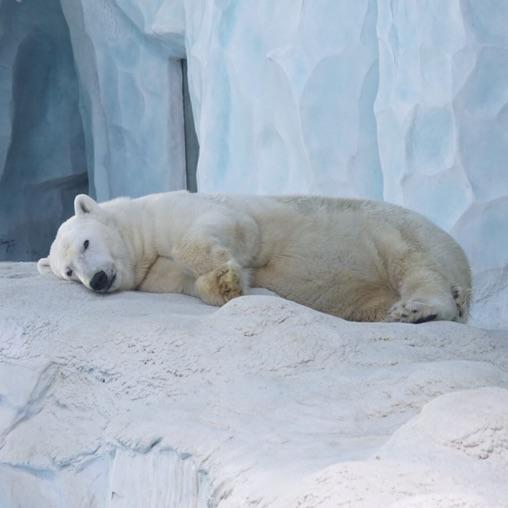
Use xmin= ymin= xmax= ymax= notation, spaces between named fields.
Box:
xmin=0 ymin=263 xmax=507 ymax=507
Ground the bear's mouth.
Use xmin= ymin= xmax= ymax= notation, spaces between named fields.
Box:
xmin=106 ymin=273 xmax=116 ymax=291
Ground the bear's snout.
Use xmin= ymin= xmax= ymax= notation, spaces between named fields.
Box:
xmin=90 ymin=271 xmax=109 ymax=291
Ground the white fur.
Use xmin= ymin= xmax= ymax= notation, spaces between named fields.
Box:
xmin=38 ymin=192 xmax=472 ymax=323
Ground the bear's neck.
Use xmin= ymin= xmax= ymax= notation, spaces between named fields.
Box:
xmin=107 ymin=198 xmax=161 ymax=288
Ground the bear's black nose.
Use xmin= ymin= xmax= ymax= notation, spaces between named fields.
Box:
xmin=90 ymin=271 xmax=108 ymax=291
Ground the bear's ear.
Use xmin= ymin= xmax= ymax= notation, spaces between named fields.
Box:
xmin=37 ymin=257 xmax=52 ymax=275
xmin=74 ymin=194 xmax=100 ymax=216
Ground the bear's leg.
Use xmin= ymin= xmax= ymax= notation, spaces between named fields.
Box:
xmin=385 ymin=262 xmax=459 ymax=324
xmin=138 ymin=257 xmax=198 ymax=295
xmin=137 ymin=256 xmax=249 ymax=306
xmin=172 ymin=239 xmax=249 ymax=305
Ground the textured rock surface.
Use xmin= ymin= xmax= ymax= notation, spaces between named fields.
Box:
xmin=0 ymin=263 xmax=507 ymax=507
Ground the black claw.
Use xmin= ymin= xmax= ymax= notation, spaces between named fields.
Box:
xmin=414 ymin=314 xmax=437 ymax=324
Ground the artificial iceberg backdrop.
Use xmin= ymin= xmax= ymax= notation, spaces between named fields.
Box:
xmin=1 ymin=3 xmax=508 ymax=507
xmin=0 ymin=0 xmax=507 ymax=325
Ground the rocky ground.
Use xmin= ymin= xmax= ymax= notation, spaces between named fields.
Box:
xmin=0 ymin=262 xmax=507 ymax=507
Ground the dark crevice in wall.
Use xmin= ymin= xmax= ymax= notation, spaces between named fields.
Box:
xmin=182 ymin=59 xmax=199 ymax=192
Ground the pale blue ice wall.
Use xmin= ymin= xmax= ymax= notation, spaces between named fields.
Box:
xmin=185 ymin=0 xmax=383 ymax=198
xmin=59 ymin=0 xmax=188 ymax=201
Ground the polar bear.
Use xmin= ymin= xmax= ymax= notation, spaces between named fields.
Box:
xmin=38 ymin=192 xmax=472 ymax=323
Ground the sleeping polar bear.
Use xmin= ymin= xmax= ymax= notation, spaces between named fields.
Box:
xmin=38 ymin=192 xmax=472 ymax=323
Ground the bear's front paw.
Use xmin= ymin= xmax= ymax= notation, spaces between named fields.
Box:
xmin=195 ymin=262 xmax=244 ymax=306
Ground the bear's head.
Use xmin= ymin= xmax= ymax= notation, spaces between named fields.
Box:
xmin=38 ymin=194 xmax=135 ymax=293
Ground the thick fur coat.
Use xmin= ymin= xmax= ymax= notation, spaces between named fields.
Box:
xmin=38 ymin=192 xmax=472 ymax=323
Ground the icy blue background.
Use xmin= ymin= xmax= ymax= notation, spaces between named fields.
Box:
xmin=0 ymin=0 xmax=506 ymax=323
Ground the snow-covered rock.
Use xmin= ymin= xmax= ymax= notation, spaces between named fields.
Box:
xmin=0 ymin=263 xmax=507 ymax=507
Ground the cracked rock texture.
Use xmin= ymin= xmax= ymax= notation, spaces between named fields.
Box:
xmin=0 ymin=263 xmax=507 ymax=507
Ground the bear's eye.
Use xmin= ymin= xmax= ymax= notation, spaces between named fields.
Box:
xmin=66 ymin=269 xmax=73 ymax=278
xmin=83 ymin=239 xmax=89 ymax=250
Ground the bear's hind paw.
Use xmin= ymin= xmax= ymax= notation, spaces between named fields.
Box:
xmin=384 ymin=299 xmax=445 ymax=324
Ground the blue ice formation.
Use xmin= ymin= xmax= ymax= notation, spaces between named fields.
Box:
xmin=0 ymin=0 xmax=506 ymax=324
xmin=0 ymin=0 xmax=87 ymax=260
